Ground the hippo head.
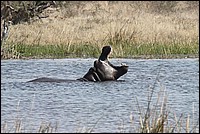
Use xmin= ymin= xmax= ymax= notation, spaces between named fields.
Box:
xmin=81 ymin=45 xmax=128 ymax=81
xmin=94 ymin=45 xmax=128 ymax=81
xmin=94 ymin=60 xmax=128 ymax=81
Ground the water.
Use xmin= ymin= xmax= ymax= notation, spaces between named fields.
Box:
xmin=1 ymin=58 xmax=199 ymax=132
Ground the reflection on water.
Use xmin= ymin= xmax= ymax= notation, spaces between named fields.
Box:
xmin=1 ymin=58 xmax=199 ymax=132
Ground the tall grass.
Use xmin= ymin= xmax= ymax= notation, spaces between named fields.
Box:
xmin=132 ymin=69 xmax=199 ymax=133
xmin=1 ymin=1 xmax=199 ymax=59
xmin=7 ymin=41 xmax=197 ymax=59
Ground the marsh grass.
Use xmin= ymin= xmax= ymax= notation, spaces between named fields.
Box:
xmin=1 ymin=1 xmax=198 ymax=59
xmin=6 ymin=40 xmax=198 ymax=59
xmin=11 ymin=43 xmax=101 ymax=59
xmin=1 ymin=41 xmax=21 ymax=59
xmin=136 ymin=69 xmax=199 ymax=133
xmin=111 ymin=41 xmax=198 ymax=58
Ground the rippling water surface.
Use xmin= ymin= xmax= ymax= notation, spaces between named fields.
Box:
xmin=1 ymin=58 xmax=199 ymax=132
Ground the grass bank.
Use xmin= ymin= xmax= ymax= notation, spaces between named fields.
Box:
xmin=1 ymin=1 xmax=199 ymax=59
xmin=1 ymin=41 xmax=198 ymax=59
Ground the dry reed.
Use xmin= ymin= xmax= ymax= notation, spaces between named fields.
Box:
xmin=5 ymin=2 xmax=198 ymax=45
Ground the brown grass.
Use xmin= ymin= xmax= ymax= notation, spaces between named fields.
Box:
xmin=5 ymin=1 xmax=198 ymax=47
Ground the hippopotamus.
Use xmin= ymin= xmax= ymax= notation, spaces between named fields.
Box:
xmin=77 ymin=45 xmax=128 ymax=81
xmin=28 ymin=45 xmax=128 ymax=82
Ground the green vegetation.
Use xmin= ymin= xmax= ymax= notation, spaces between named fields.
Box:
xmin=2 ymin=43 xmax=101 ymax=59
xmin=1 ymin=41 xmax=198 ymax=59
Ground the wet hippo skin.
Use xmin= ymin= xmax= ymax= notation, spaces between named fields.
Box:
xmin=28 ymin=45 xmax=128 ymax=82
xmin=93 ymin=60 xmax=128 ymax=81
xmin=78 ymin=45 xmax=128 ymax=81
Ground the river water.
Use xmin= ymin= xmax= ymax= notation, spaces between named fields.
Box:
xmin=1 ymin=58 xmax=199 ymax=133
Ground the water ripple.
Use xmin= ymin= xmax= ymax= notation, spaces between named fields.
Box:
xmin=1 ymin=58 xmax=199 ymax=133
